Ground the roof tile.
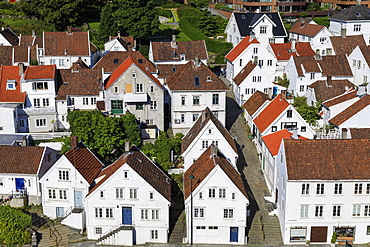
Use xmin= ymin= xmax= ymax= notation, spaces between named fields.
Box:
xmin=243 ymin=90 xmax=271 ymax=116
xmin=0 ymin=146 xmax=45 ymax=174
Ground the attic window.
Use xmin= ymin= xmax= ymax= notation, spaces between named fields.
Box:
xmin=132 ymin=72 xmax=136 ymax=78
xmin=356 ymin=13 xmax=361 ymax=17
xmin=206 ymin=76 xmax=212 ymax=81
xmin=194 ymin=76 xmax=200 ymax=86
xmin=241 ymin=15 xmax=246 ymax=19
xmin=138 ymin=59 xmax=143 ymax=64
xmin=172 ymin=67 xmax=176 ymax=72
xmin=174 ymin=51 xmax=178 ymax=59
xmin=6 ymin=80 xmax=16 ymax=90
xmin=114 ymin=59 xmax=119 ymax=64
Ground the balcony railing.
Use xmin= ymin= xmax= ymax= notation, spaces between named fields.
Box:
xmin=18 ymin=107 xmax=56 ymax=115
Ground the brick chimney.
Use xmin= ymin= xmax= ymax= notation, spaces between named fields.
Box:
xmin=280 ymin=90 xmax=287 ymax=101
xmin=210 ymin=144 xmax=218 ymax=157
xmin=18 ymin=63 xmax=24 ymax=76
xmin=67 ymin=26 xmax=72 ymax=34
xmin=125 ymin=141 xmax=130 ymax=152
xmin=70 ymin=136 xmax=78 ymax=149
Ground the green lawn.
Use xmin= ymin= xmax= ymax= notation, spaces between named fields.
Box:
xmin=1 ymin=18 xmax=54 ymax=35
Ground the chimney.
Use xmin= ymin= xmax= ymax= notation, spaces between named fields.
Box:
xmin=250 ymin=31 xmax=255 ymax=41
xmin=171 ymin=35 xmax=177 ymax=48
xmin=280 ymin=90 xmax=287 ymax=101
xmin=22 ymin=136 xmax=27 ymax=146
xmin=291 ymin=128 xmax=299 ymax=139
xmin=291 ymin=38 xmax=296 ymax=52
xmin=117 ymin=31 xmax=121 ymax=38
xmin=314 ymin=49 xmax=321 ymax=60
xmin=326 ymin=75 xmax=332 ymax=87
xmin=201 ymin=110 xmax=208 ymax=122
xmin=253 ymin=55 xmax=258 ymax=65
xmin=356 ymin=0 xmax=361 ymax=5
xmin=210 ymin=144 xmax=218 ymax=157
xmin=357 ymin=84 xmax=366 ymax=96
xmin=195 ymin=54 xmax=199 ymax=65
xmin=300 ymin=18 xmax=305 ymax=27
xmin=18 ymin=63 xmax=24 ymax=76
xmin=71 ymin=136 xmax=78 ymax=149
xmin=341 ymin=27 xmax=347 ymax=38
xmin=32 ymin=30 xmax=35 ymax=37
xmin=125 ymin=141 xmax=130 ymax=152
xmin=342 ymin=128 xmax=348 ymax=139
xmin=67 ymin=26 xmax=72 ymax=34
xmin=268 ymin=87 xmax=273 ymax=98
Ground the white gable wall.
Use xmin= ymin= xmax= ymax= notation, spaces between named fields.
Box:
xmin=348 ymin=46 xmax=370 ymax=86
xmin=0 ymin=105 xmax=18 ymax=134
xmin=334 ymin=104 xmax=370 ymax=129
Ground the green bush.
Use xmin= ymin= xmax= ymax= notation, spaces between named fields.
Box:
xmin=162 ymin=2 xmax=186 ymax=8
xmin=157 ymin=8 xmax=173 ymax=19
xmin=0 ymin=206 xmax=31 ymax=245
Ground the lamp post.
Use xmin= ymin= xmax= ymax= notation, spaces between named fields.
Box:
xmin=240 ymin=93 xmax=244 ymax=106
xmin=190 ymin=174 xmax=194 ymax=245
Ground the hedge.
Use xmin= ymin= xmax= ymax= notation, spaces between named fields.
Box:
xmin=157 ymin=9 xmax=173 ymax=19
xmin=0 ymin=206 xmax=31 ymax=245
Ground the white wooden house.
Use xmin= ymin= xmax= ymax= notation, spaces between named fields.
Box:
xmin=0 ymin=27 xmax=19 ymax=46
xmin=40 ymin=141 xmax=104 ymax=230
xmin=181 ymin=107 xmax=238 ymax=171
xmin=104 ymin=35 xmax=135 ymax=53
xmin=243 ymin=90 xmax=271 ymax=131
xmin=275 ymin=139 xmax=370 ymax=245
xmin=0 ymin=146 xmax=58 ymax=204
xmin=348 ymin=46 xmax=370 ymax=86
xmin=85 ymin=146 xmax=171 ymax=246
xmin=183 ymin=145 xmax=249 ymax=245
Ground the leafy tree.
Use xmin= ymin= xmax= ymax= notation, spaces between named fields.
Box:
xmin=113 ymin=0 xmax=160 ymax=39
xmin=19 ymin=0 xmax=85 ymax=31
xmin=306 ymin=2 xmax=320 ymax=11
xmin=188 ymin=0 xmax=210 ymax=9
xmin=293 ymin=96 xmax=321 ymax=126
xmin=98 ymin=3 xmax=118 ymax=42
xmin=117 ymin=113 xmax=141 ymax=146
xmin=313 ymin=17 xmax=329 ymax=28
xmin=276 ymin=74 xmax=289 ymax=88
xmin=198 ymin=15 xmax=217 ymax=36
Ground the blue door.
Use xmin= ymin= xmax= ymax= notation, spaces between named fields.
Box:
xmin=122 ymin=207 xmax=132 ymax=225
xmin=230 ymin=227 xmax=238 ymax=242
xmin=74 ymin=191 xmax=83 ymax=207
xmin=15 ymin=178 xmax=25 ymax=192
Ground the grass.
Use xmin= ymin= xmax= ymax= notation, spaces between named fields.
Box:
xmin=1 ymin=18 xmax=55 ymax=35
xmin=88 ymin=22 xmax=100 ymax=31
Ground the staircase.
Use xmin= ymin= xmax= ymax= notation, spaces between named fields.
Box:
xmin=248 ymin=211 xmax=283 ymax=245
xmin=168 ymin=210 xmax=186 ymax=243
xmin=96 ymin=224 xmax=133 ymax=245
xmin=55 ymin=206 xmax=84 ymax=222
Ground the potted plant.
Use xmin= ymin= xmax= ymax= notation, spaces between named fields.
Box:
xmin=306 ymin=240 xmax=310 ymax=246
xmin=331 ymin=232 xmax=337 ymax=247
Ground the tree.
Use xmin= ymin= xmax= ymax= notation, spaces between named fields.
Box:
xmin=188 ymin=0 xmax=210 ymax=9
xmin=98 ymin=3 xmax=118 ymax=42
xmin=293 ymin=96 xmax=321 ymax=126
xmin=306 ymin=2 xmax=320 ymax=11
xmin=313 ymin=17 xmax=330 ymax=28
xmin=113 ymin=0 xmax=160 ymax=39
xmin=19 ymin=0 xmax=85 ymax=31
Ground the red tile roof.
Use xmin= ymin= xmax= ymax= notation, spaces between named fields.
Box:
xmin=181 ymin=107 xmax=237 ymax=153
xmin=166 ymin=61 xmax=228 ymax=91
xmin=285 ymin=139 xmax=370 ymax=180
xmin=254 ymin=95 xmax=290 ymax=133
xmin=88 ymin=146 xmax=171 ymax=201
xmin=64 ymin=143 xmax=104 ymax=184
xmin=43 ymin=31 xmax=90 ymax=56
xmin=150 ymin=40 xmax=207 ymax=62
xmin=329 ymin=94 xmax=370 ymax=126
xmin=0 ymin=66 xmax=26 ymax=103
xmin=270 ymin=42 xmax=315 ymax=61
xmin=105 ymin=56 xmax=163 ymax=90
xmin=290 ymin=23 xmax=325 ymax=37
xmin=225 ymin=36 xmax=259 ymax=62
xmin=233 ymin=61 xmax=256 ymax=86
xmin=24 ymin=65 xmax=56 ymax=80
xmin=262 ymin=129 xmax=307 ymax=156
xmin=184 ymin=145 xmax=248 ymax=200
xmin=0 ymin=146 xmax=45 ymax=174
xmin=243 ymin=90 xmax=271 ymax=116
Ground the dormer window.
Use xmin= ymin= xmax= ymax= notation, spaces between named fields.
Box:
xmin=138 ymin=59 xmax=143 ymax=64
xmin=174 ymin=51 xmax=178 ymax=59
xmin=194 ymin=76 xmax=200 ymax=86
xmin=172 ymin=67 xmax=176 ymax=72
xmin=6 ymin=80 xmax=16 ymax=90
xmin=113 ymin=59 xmax=119 ymax=64
xmin=180 ymin=54 xmax=185 ymax=60
xmin=206 ymin=76 xmax=212 ymax=82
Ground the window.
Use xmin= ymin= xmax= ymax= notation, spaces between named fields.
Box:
xmin=136 ymin=83 xmax=143 ymax=93
xmin=251 ymin=88 xmax=256 ymax=94
xmin=193 ymin=114 xmax=199 ymax=122
xmin=319 ymin=37 xmax=326 ymax=43
xmin=6 ymin=80 xmax=15 ymax=90
xmin=245 ymin=88 xmax=250 ymax=94
xmin=260 ymin=26 xmax=267 ymax=34
xmin=364 ymin=75 xmax=368 ymax=84
xmin=95 ymin=227 xmax=102 ymax=235
xmin=43 ymin=98 xmax=49 ymax=107
xmin=315 ymin=205 xmax=323 ymax=217
xmin=105 ymin=208 xmax=113 ymax=218
xmin=301 ymin=126 xmax=306 ymax=132
xmin=364 ymin=205 xmax=370 ymax=216
xmin=267 ymin=60 xmax=272 ymax=66
xmin=59 ymin=59 xmax=65 ymax=66
xmin=209 ymin=188 xmax=215 ymax=198
xmin=258 ymin=60 xmax=263 ymax=67
xmin=310 ymin=73 xmax=315 ymax=80
xmin=358 ymin=60 xmax=362 ymax=69
xmin=366 ymin=183 xmax=370 ymax=194
xmin=123 ymin=171 xmax=128 ymax=179
xmin=181 ymin=96 xmax=186 ymax=106
xmin=355 ymin=183 xmax=363 ymax=194
xmin=194 ymin=207 xmax=205 ymax=218
xmin=194 ymin=76 xmax=200 ymax=86
xmin=32 ymin=82 xmax=48 ymax=90
xmin=36 ymin=118 xmax=46 ymax=127
xmin=253 ymin=47 xmax=258 ymax=54
xmin=100 ymin=191 xmax=104 ymax=198
xmin=114 ymin=86 xmax=119 ymax=93
xmin=271 ymin=126 xmax=277 ymax=132
xmin=181 ymin=114 xmax=185 ymax=123
xmin=264 ymin=88 xmax=268 ymax=94
xmin=83 ymin=97 xmax=88 ymax=105
xmin=252 ymin=76 xmax=261 ymax=82
xmin=354 ymin=24 xmax=361 ymax=32
xmin=34 ymin=98 xmax=40 ymax=107
xmin=212 ymin=111 xmax=218 ymax=118
xmin=91 ymin=98 xmax=96 ymax=105
xmin=0 ymin=177 xmax=3 ymax=186
xmin=152 ymin=209 xmax=159 ymax=219
xmin=367 ymin=226 xmax=370 ymax=235
xmin=199 ymin=192 xmax=203 ymax=199
xmin=353 ymin=204 xmax=361 ymax=216
xmin=114 ymin=46 xmax=119 ymax=51
xmin=316 ymin=183 xmax=324 ymax=194
xmin=132 ymin=73 xmax=136 ymax=78
xmin=219 ymin=188 xmax=226 ymax=198
xmin=300 ymin=205 xmax=308 ymax=218
xmin=116 ymin=188 xmax=124 ymax=199
xmin=149 ymin=192 xmax=154 ymax=200
xmin=287 ymin=110 xmax=292 ymax=118
xmin=299 ymin=85 xmax=305 ymax=92
xmin=50 ymin=59 xmax=56 ymax=65
xmin=202 ymin=140 xmax=208 ymax=149
xmin=212 ymin=140 xmax=218 ymax=146
xmin=113 ymin=59 xmax=119 ymax=64
xmin=231 ymin=193 xmax=235 ymax=200
xmin=269 ymin=38 xmax=275 ymax=43
xmin=48 ymin=189 xmax=56 ymax=199
xmin=141 ymin=209 xmax=149 ymax=220
xmin=130 ymin=188 xmax=138 ymax=199
xmin=193 ymin=96 xmax=200 ymax=105
xmin=151 ymin=230 xmax=158 ymax=240
xmin=136 ymin=103 xmax=144 ymax=110
xmin=59 ymin=189 xmax=67 ymax=200
xmin=239 ymin=59 xmax=242 ymax=66
xmin=19 ymin=120 xmax=25 ymax=128
xmin=95 ymin=208 xmax=103 ymax=218
xmin=212 ymin=94 xmax=219 ymax=105
xmin=332 ymin=205 xmax=341 ymax=217
xmin=150 ymin=85 xmax=154 ymax=93
xmin=223 ymin=208 xmax=234 ymax=218
xmin=334 ymin=183 xmax=343 ymax=195
xmin=281 ymin=122 xmax=297 ymax=130
xmin=150 ymin=101 xmax=157 ymax=110
xmin=301 ymin=184 xmax=310 ymax=195
xmin=59 ymin=170 xmax=69 ymax=181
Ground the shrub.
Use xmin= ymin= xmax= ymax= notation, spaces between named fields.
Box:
xmin=157 ymin=8 xmax=173 ymax=19
xmin=0 ymin=206 xmax=31 ymax=245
